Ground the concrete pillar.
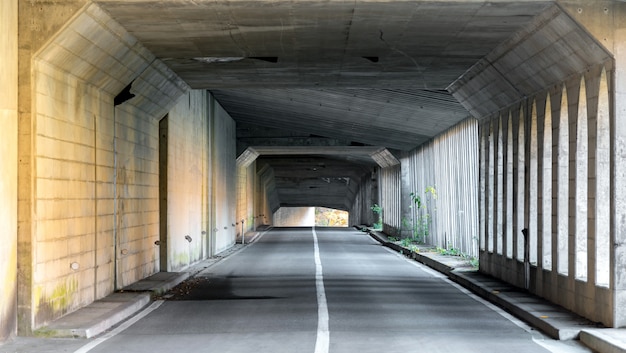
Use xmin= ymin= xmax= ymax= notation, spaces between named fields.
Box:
xmin=0 ymin=0 xmax=18 ymax=342
xmin=513 ymin=106 xmax=525 ymax=262
xmin=559 ymin=0 xmax=626 ymax=327
xmin=17 ymin=0 xmax=87 ymax=335
xmin=612 ymin=12 xmax=626 ymax=329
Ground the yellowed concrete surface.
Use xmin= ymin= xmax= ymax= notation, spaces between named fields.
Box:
xmin=0 ymin=0 xmax=18 ymax=342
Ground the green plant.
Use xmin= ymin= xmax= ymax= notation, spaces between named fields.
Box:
xmin=436 ymin=246 xmax=479 ymax=269
xmin=370 ymin=204 xmax=383 ymax=230
xmin=409 ymin=186 xmax=437 ymax=243
xmin=387 ymin=236 xmax=398 ymax=242
xmin=437 ymin=246 xmax=461 ymax=256
xmin=401 ymin=237 xmax=413 ymax=247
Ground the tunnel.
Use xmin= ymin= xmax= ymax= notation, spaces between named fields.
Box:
xmin=2 ymin=0 xmax=626 ymax=343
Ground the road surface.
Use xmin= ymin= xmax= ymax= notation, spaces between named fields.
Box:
xmin=2 ymin=227 xmax=593 ymax=353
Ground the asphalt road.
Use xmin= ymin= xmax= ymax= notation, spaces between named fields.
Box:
xmin=2 ymin=227 xmax=594 ymax=353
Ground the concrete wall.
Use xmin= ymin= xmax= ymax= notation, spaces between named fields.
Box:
xmin=211 ymin=96 xmax=237 ymax=254
xmin=349 ymin=173 xmax=377 ymax=227
xmin=165 ymin=90 xmax=209 ymax=271
xmin=379 ymin=165 xmax=402 ymax=236
xmin=13 ymin=3 xmax=242 ymax=332
xmin=255 ymin=164 xmax=273 ymax=229
xmin=15 ymin=2 xmax=210 ymax=332
xmin=560 ymin=0 xmax=626 ymax=330
xmin=400 ymin=119 xmax=479 ymax=257
xmin=0 ymin=0 xmax=18 ymax=341
xmin=236 ymin=163 xmax=257 ymax=237
xmin=449 ymin=4 xmax=617 ymax=326
xmin=17 ymin=0 xmax=91 ymax=335
xmin=477 ymin=65 xmax=612 ymax=326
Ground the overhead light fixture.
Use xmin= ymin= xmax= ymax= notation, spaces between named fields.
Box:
xmin=193 ymin=56 xmax=279 ymax=64
xmin=193 ymin=57 xmax=245 ymax=63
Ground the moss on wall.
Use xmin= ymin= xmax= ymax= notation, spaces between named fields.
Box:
xmin=34 ymin=277 xmax=78 ymax=327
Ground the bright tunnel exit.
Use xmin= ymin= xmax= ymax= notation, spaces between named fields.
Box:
xmin=273 ymin=207 xmax=349 ymax=227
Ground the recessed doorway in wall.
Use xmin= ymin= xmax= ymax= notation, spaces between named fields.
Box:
xmin=158 ymin=115 xmax=169 ymax=271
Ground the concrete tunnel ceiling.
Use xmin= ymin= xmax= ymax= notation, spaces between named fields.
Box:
xmin=94 ymin=0 xmax=566 ymax=212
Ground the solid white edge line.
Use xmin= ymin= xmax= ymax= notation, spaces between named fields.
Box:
xmin=312 ymin=227 xmax=330 ymax=353
xmin=384 ymin=243 xmax=587 ymax=353
xmin=73 ymin=300 xmax=165 ymax=353
xmin=381 ymin=246 xmax=445 ymax=279
xmin=445 ymin=279 xmax=592 ymax=353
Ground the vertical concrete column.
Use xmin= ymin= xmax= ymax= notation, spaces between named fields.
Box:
xmin=0 ymin=0 xmax=18 ymax=341
xmin=514 ymin=106 xmax=526 ymax=261
xmin=504 ymin=112 xmax=513 ymax=259
xmin=542 ymin=95 xmax=552 ymax=272
xmin=556 ymin=85 xmax=569 ymax=276
xmin=536 ymin=96 xmax=546 ymax=271
xmin=576 ymin=77 xmax=589 ymax=281
xmin=596 ymin=67 xmax=610 ymax=288
xmin=612 ymin=24 xmax=626 ymax=328
xmin=586 ymin=69 xmax=600 ymax=286
xmin=487 ymin=119 xmax=495 ymax=253
xmin=495 ymin=114 xmax=503 ymax=256
xmin=478 ymin=121 xmax=486 ymax=252
xmin=511 ymin=108 xmax=521 ymax=260
xmin=529 ymin=100 xmax=538 ymax=265
xmin=567 ymin=78 xmax=580 ymax=282
xmin=400 ymin=153 xmax=413 ymax=238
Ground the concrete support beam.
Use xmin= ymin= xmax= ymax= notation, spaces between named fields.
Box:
xmin=0 ymin=0 xmax=18 ymax=341
xmin=17 ymin=0 xmax=89 ymax=336
xmin=612 ymin=16 xmax=626 ymax=330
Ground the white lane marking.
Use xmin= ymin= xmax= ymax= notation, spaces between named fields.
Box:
xmin=445 ymin=279 xmax=593 ymax=353
xmin=312 ymin=227 xmax=330 ymax=353
xmin=73 ymin=300 xmax=165 ymax=353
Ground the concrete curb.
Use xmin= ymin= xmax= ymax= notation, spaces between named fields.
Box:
xmin=581 ymin=329 xmax=626 ymax=353
xmin=365 ymin=228 xmax=597 ymax=341
xmin=45 ymin=292 xmax=150 ymax=338
xmin=122 ymin=272 xmax=190 ymax=295
xmin=449 ymin=271 xmax=583 ymax=340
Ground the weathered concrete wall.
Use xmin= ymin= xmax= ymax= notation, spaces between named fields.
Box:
xmin=477 ymin=65 xmax=612 ymax=326
xmin=400 ymin=119 xmax=479 ymax=257
xmin=450 ymin=4 xmax=617 ymax=326
xmin=0 ymin=0 xmax=18 ymax=342
xmin=379 ymin=165 xmax=402 ymax=236
xmin=17 ymin=0 xmax=90 ymax=336
xmin=19 ymin=3 xmax=189 ymax=331
xmin=273 ymin=207 xmax=315 ymax=227
xmin=165 ymin=90 xmax=209 ymax=271
xmin=255 ymin=164 xmax=273 ymax=229
xmin=610 ymin=4 xmax=626 ymax=331
xmin=236 ymin=162 xmax=256 ymax=237
xmin=211 ymin=95 xmax=237 ymax=254
xmin=349 ymin=173 xmax=376 ymax=227
xmin=560 ymin=0 xmax=626 ymax=330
